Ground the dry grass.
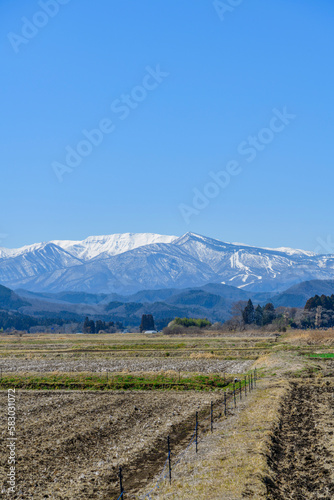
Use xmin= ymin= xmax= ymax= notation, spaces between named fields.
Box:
xmin=189 ymin=352 xmax=217 ymax=359
xmin=139 ymin=379 xmax=288 ymax=499
xmin=283 ymin=328 xmax=334 ymax=346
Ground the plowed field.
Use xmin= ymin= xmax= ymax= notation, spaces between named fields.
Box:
xmin=0 ymin=390 xmax=221 ymax=499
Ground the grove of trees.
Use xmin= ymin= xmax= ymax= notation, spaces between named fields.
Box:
xmin=222 ymin=299 xmax=288 ymax=332
xmin=139 ymin=314 xmax=155 ymax=332
xmin=242 ymin=300 xmax=278 ymax=327
xmin=224 ymin=293 xmax=334 ymax=331
xmin=83 ymin=317 xmax=123 ymax=333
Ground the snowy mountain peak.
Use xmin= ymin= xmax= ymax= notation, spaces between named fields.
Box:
xmin=51 ymin=232 xmax=177 ymax=260
xmin=0 ymin=232 xmax=332 ymax=294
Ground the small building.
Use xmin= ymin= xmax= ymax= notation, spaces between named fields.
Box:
xmin=145 ymin=330 xmax=158 ymax=334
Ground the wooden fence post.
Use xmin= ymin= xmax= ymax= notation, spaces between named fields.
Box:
xmin=195 ymin=412 xmax=198 ymax=453
xmin=224 ymin=391 xmax=227 ymax=416
xmin=118 ymin=466 xmax=124 ymax=498
xmin=211 ymin=401 xmax=213 ymax=433
xmin=167 ymin=435 xmax=172 ymax=484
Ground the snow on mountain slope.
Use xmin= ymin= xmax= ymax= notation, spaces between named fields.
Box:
xmin=0 ymin=249 xmax=12 ymax=259
xmin=0 ymin=243 xmax=82 ymax=285
xmin=51 ymin=233 xmax=177 ymax=260
xmin=1 ymin=231 xmax=334 ymax=294
xmin=6 ymin=242 xmax=219 ymax=294
xmin=173 ymin=232 xmax=334 ymax=292
xmin=263 ymin=246 xmax=315 ymax=257
xmin=232 ymin=242 xmax=315 ymax=257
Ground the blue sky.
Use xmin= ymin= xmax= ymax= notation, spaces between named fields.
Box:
xmin=1 ymin=0 xmax=334 ymax=252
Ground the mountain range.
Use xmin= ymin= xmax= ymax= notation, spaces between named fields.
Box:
xmin=0 ymin=232 xmax=334 ymax=295
xmin=2 ymin=278 xmax=334 ymax=328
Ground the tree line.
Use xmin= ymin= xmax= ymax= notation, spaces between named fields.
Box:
xmin=227 ymin=294 xmax=334 ymax=331
xmin=300 ymin=293 xmax=334 ymax=328
xmin=222 ymin=299 xmax=287 ymax=332
xmin=83 ymin=317 xmax=124 ymax=333
xmin=242 ymin=300 xmax=277 ymax=326
xmin=0 ymin=310 xmax=68 ymax=332
xmin=305 ymin=294 xmax=334 ymax=311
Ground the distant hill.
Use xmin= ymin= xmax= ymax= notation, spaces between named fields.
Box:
xmin=120 ymin=283 xmax=251 ymax=304
xmin=8 ymin=279 xmax=334 ymax=327
xmin=0 ymin=284 xmax=29 ymax=310
xmin=166 ymin=289 xmax=226 ymax=309
xmin=271 ymin=280 xmax=334 ymax=308
xmin=16 ymin=289 xmax=108 ymax=305
xmin=120 ymin=288 xmax=180 ymax=303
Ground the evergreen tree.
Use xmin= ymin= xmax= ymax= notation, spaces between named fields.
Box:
xmin=305 ymin=297 xmax=317 ymax=310
xmin=242 ymin=299 xmax=255 ymax=324
xmin=83 ymin=316 xmax=90 ymax=333
xmin=254 ymin=305 xmax=263 ymax=326
xmin=262 ymin=303 xmax=276 ymax=325
xmin=83 ymin=317 xmax=95 ymax=333
xmin=95 ymin=320 xmax=105 ymax=332
xmin=320 ymin=294 xmax=331 ymax=310
xmin=305 ymin=294 xmax=334 ymax=311
xmin=140 ymin=314 xmax=155 ymax=332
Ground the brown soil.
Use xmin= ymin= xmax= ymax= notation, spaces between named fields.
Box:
xmin=0 ymin=390 xmax=224 ymax=499
xmin=267 ymin=380 xmax=334 ymax=499
xmin=0 ymin=356 xmax=253 ymax=374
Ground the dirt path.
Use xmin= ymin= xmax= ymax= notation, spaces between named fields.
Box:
xmin=267 ymin=380 xmax=334 ymax=499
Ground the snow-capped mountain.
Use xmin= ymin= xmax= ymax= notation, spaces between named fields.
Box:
xmin=1 ymin=232 xmax=334 ymax=294
xmin=51 ymin=233 xmax=177 ymax=260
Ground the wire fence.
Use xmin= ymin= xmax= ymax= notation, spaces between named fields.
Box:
xmin=114 ymin=369 xmax=258 ymax=499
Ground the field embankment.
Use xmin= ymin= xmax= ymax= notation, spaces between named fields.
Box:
xmin=140 ymin=379 xmax=288 ymax=499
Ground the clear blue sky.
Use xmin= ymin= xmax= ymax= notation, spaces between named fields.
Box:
xmin=1 ymin=0 xmax=334 ymax=252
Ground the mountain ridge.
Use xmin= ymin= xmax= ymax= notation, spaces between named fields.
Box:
xmin=4 ymin=279 xmax=334 ymax=328
xmin=1 ymin=232 xmax=333 ymax=294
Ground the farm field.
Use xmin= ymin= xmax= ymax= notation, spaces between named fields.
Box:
xmin=0 ymin=356 xmax=253 ymax=375
xmin=267 ymin=380 xmax=334 ymax=499
xmin=0 ymin=390 xmax=224 ymax=499
xmin=1 ymin=329 xmax=334 ymax=498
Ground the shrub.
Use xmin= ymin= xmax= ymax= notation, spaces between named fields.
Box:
xmin=173 ymin=317 xmax=211 ymax=328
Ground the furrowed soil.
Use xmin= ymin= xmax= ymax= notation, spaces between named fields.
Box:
xmin=267 ymin=380 xmax=334 ymax=499
xmin=0 ymin=356 xmax=253 ymax=374
xmin=0 ymin=390 xmax=223 ymax=499
xmin=5 ymin=330 xmax=334 ymax=498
